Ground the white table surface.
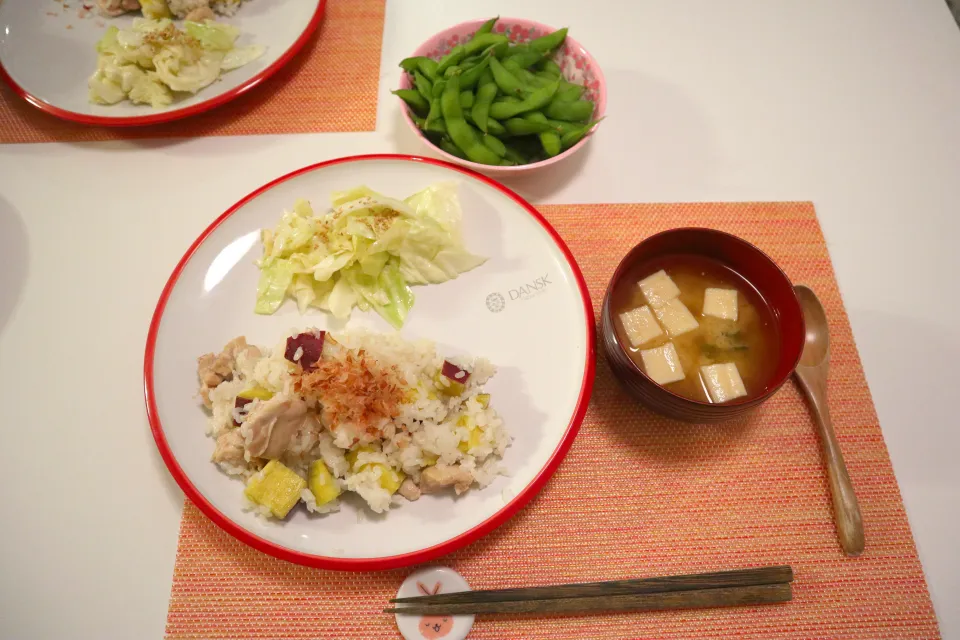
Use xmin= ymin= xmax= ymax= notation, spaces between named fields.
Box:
xmin=1 ymin=0 xmax=959 ymax=637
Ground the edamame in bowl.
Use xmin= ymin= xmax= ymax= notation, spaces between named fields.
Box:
xmin=395 ymin=17 xmax=607 ymax=175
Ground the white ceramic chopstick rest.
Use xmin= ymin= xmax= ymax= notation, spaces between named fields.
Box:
xmin=395 ymin=566 xmax=474 ymax=640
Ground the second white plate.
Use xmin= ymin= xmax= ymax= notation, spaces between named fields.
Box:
xmin=0 ymin=0 xmax=324 ymax=125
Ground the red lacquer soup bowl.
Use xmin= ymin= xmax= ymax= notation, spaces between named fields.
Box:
xmin=601 ymin=228 xmax=804 ymax=423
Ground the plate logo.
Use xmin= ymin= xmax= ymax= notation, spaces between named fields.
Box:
xmin=486 ymin=274 xmax=553 ymax=313
xmin=485 ymin=292 xmax=506 ymax=313
xmin=509 ymin=274 xmax=552 ymax=301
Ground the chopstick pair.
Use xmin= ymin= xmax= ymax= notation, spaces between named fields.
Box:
xmin=386 ymin=565 xmax=793 ymax=616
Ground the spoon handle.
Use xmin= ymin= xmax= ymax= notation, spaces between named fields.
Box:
xmin=796 ymin=369 xmax=865 ymax=557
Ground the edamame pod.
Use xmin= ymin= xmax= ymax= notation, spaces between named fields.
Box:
xmin=441 ymin=73 xmax=502 ymax=165
xmin=392 ymin=89 xmax=429 ymax=116
xmin=544 ymin=98 xmax=594 ymax=121
xmin=473 ymin=16 xmax=498 ymax=37
xmin=471 ymin=82 xmax=499 ymax=133
xmin=529 ymin=27 xmax=568 ymax=54
xmin=413 ymin=71 xmax=433 ymax=101
xmin=539 ymin=131 xmax=562 ymax=157
xmin=435 ymin=45 xmax=465 ymax=77
xmin=489 ymin=80 xmax=559 ymax=120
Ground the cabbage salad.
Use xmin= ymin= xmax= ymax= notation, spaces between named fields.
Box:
xmin=255 ymin=183 xmax=487 ymax=329
xmin=88 ymin=18 xmax=265 ymax=108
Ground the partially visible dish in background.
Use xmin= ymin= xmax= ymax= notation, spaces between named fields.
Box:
xmin=254 ymin=183 xmax=486 ymax=328
xmin=199 ymin=328 xmax=509 ymax=520
xmin=89 ymin=18 xmax=265 ymax=108
xmin=396 ymin=17 xmax=607 ymax=175
xmin=0 ymin=0 xmax=322 ymax=126
xmin=97 ymin=0 xmax=252 ymax=20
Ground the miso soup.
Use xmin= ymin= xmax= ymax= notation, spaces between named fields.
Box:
xmin=612 ymin=255 xmax=780 ymax=403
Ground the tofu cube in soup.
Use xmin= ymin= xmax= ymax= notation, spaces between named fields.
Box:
xmin=638 ymin=270 xmax=681 ymax=307
xmin=652 ymin=298 xmax=700 ymax=337
xmin=640 ymin=343 xmax=686 ymax=385
xmin=700 ymin=363 xmax=748 ymax=403
xmin=619 ymin=305 xmax=664 ymax=347
xmin=703 ymin=288 xmax=738 ymax=321
xmin=612 ymin=257 xmax=778 ymax=403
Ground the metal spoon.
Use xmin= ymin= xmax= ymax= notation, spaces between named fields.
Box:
xmin=793 ymin=285 xmax=865 ymax=557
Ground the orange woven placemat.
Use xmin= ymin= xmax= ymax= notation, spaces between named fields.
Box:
xmin=165 ymin=202 xmax=939 ymax=639
xmin=0 ymin=0 xmax=384 ymax=144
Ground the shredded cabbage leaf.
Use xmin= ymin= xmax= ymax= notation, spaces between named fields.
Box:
xmin=88 ymin=18 xmax=265 ymax=108
xmin=184 ymin=21 xmax=239 ymax=52
xmin=254 ymin=183 xmax=486 ymax=328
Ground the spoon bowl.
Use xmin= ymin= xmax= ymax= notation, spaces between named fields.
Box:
xmin=796 ymin=285 xmax=830 ymax=367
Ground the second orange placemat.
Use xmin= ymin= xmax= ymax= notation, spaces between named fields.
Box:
xmin=0 ymin=0 xmax=384 ymax=144
xmin=165 ymin=202 xmax=939 ymax=639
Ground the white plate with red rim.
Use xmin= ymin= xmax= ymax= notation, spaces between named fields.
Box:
xmin=145 ymin=154 xmax=595 ymax=570
xmin=0 ymin=0 xmax=324 ymax=126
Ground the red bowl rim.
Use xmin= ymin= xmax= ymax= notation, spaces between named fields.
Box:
xmin=603 ymin=227 xmax=805 ymax=409
xmin=397 ymin=16 xmax=607 ymax=173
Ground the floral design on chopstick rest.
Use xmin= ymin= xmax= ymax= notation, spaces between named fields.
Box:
xmin=425 ymin=22 xmax=600 ymax=103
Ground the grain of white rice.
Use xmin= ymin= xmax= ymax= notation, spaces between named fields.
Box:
xmin=301 ymin=488 xmax=340 ymax=515
xmin=217 ymin=461 xmax=251 ymax=477
xmin=316 ymin=432 xmax=349 ymax=478
xmin=208 ymin=378 xmax=245 ymax=436
xmin=345 ymin=466 xmax=393 ymax=513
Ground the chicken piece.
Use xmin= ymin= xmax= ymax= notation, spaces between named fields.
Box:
xmin=97 ymin=0 xmax=141 ymax=16
xmin=420 ymin=464 xmax=474 ymax=496
xmin=197 ymin=337 xmax=261 ymax=408
xmin=224 ymin=336 xmax=262 ymax=362
xmin=397 ymin=477 xmax=421 ymax=502
xmin=168 ymin=0 xmax=211 ymax=19
xmin=293 ymin=413 xmax=323 ymax=459
xmin=197 ymin=352 xmax=231 ymax=387
xmin=243 ymin=393 xmax=309 ymax=460
xmin=185 ymin=6 xmax=215 ymax=21
xmin=211 ymin=429 xmax=246 ymax=467
xmin=197 ymin=352 xmax=230 ymax=408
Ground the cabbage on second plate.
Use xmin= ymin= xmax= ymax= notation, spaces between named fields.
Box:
xmin=255 ymin=183 xmax=487 ymax=328
xmin=89 ymin=18 xmax=265 ymax=108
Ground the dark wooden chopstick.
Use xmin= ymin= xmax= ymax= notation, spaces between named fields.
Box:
xmin=390 ymin=565 xmax=793 ymax=605
xmin=386 ymin=583 xmax=792 ymax=615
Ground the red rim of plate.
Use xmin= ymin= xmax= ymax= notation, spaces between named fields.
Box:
xmin=0 ymin=0 xmax=326 ymax=127
xmin=143 ymin=154 xmax=597 ymax=571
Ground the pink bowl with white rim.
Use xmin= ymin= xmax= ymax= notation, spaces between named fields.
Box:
xmin=397 ymin=18 xmax=607 ymax=175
